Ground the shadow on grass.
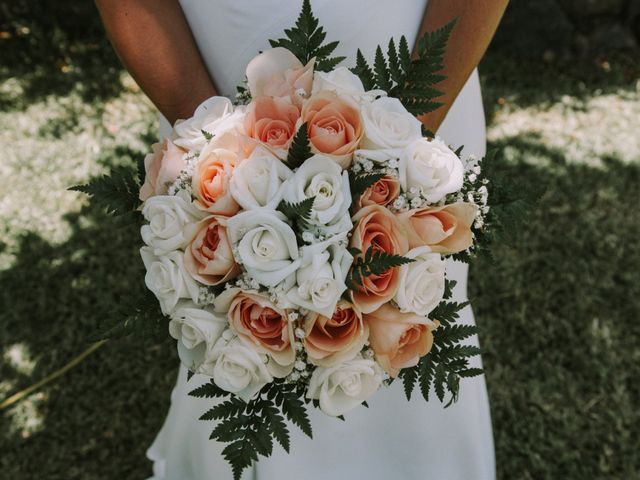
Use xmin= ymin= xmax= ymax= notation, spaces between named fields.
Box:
xmin=472 ymin=136 xmax=640 ymax=479
xmin=0 ymin=204 xmax=177 ymax=480
xmin=479 ymin=51 xmax=640 ymax=125
xmin=0 ymin=137 xmax=637 ymax=478
xmin=0 ymin=0 xmax=124 ymax=110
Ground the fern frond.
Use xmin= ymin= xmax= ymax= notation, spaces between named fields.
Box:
xmin=70 ymin=165 xmax=141 ymax=216
xmin=350 ymin=49 xmax=376 ymax=91
xmin=349 ymin=171 xmax=386 ymax=197
xmin=285 ymin=122 xmax=312 ymax=169
xmin=347 ymin=246 xmax=414 ymax=289
xmin=268 ymin=0 xmax=344 ymax=70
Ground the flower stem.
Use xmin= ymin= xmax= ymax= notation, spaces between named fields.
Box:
xmin=0 ymin=340 xmax=108 ymax=411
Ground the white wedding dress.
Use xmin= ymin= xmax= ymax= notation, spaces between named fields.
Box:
xmin=149 ymin=1 xmax=495 ymax=479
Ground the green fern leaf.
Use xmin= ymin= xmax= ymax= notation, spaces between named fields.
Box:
xmin=400 ymin=366 xmax=417 ymax=400
xmin=418 ymin=356 xmax=435 ymax=402
xmin=200 ymin=397 xmax=246 ymax=421
xmin=269 ymin=0 xmax=344 ymax=71
xmin=373 ymin=45 xmax=392 ymax=92
xmin=387 ymin=38 xmax=403 ymax=85
xmin=70 ymin=165 xmax=141 ymax=216
xmin=349 ymin=171 xmax=386 ymax=197
xmin=398 ymin=35 xmax=412 ymax=72
xmin=347 ymin=246 xmax=414 ymax=289
xmin=350 ymin=49 xmax=376 ymax=91
xmin=285 ymin=122 xmax=312 ymax=169
xmin=279 ymin=389 xmax=312 ymax=438
xmin=277 ymin=196 xmax=315 ymax=227
xmin=188 ymin=380 xmax=229 ymax=399
xmin=268 ymin=408 xmax=290 ymax=453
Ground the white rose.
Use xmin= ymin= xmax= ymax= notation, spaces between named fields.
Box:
xmin=283 ymin=155 xmax=352 ymax=235
xmin=399 ymin=137 xmax=464 ymax=203
xmin=140 ymin=247 xmax=200 ymax=314
xmin=361 ymin=97 xmax=422 ymax=150
xmin=140 ymin=191 xmax=205 ymax=255
xmin=230 ymin=147 xmax=293 ymax=210
xmin=209 ymin=335 xmax=273 ymax=402
xmin=394 ymin=246 xmax=445 ymax=316
xmin=168 ymin=301 xmax=228 ymax=373
xmin=312 ymin=67 xmax=384 ymax=102
xmin=307 ymin=355 xmax=384 ymax=416
xmin=287 ymin=234 xmax=353 ymax=317
xmin=173 ymin=96 xmax=243 ymax=152
xmin=227 ymin=208 xmax=301 ymax=287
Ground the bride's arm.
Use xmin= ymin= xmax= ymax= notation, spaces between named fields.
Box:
xmin=415 ymin=0 xmax=509 ymax=132
xmin=95 ymin=0 xmax=216 ymax=123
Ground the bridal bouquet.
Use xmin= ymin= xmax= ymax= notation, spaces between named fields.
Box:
xmin=75 ymin=1 xmax=497 ymax=478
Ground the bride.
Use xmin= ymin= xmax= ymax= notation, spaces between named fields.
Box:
xmin=96 ymin=1 xmax=508 ymax=478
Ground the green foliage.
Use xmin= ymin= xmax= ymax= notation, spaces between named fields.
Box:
xmin=192 ymin=380 xmax=312 ymax=480
xmin=400 ymin=283 xmax=481 ymax=405
xmin=346 ymin=246 xmax=414 ymax=290
xmin=474 ymin=149 xmax=546 ymax=258
xmin=201 ymin=129 xmax=214 ymax=141
xmin=348 ymin=170 xmax=386 ymax=198
xmin=277 ymin=196 xmax=315 ymax=231
xmin=88 ymin=288 xmax=167 ymax=342
xmin=189 ymin=380 xmax=230 ymax=399
xmin=351 ymin=20 xmax=457 ymax=116
xmin=268 ymin=0 xmax=345 ymax=71
xmin=350 ymin=49 xmax=376 ymax=91
xmin=285 ymin=122 xmax=312 ymax=169
xmin=69 ymin=165 xmax=141 ymax=217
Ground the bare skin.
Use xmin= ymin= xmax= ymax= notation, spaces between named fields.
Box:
xmin=95 ymin=0 xmax=217 ymax=123
xmin=415 ymin=0 xmax=509 ymax=132
xmin=96 ymin=0 xmax=508 ymax=129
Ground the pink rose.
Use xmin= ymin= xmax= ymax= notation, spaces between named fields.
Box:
xmin=349 ymin=205 xmax=409 ymax=314
xmin=398 ymin=202 xmax=478 ymax=254
xmin=364 ymin=303 xmax=438 ymax=378
xmin=245 ymin=96 xmax=300 ymax=153
xmin=301 ymin=92 xmax=363 ymax=168
xmin=246 ymin=47 xmax=314 ymax=107
xmin=192 ymin=146 xmax=240 ymax=215
xmin=139 ymin=140 xmax=186 ymax=201
xmin=304 ymin=301 xmax=368 ymax=367
xmin=183 ymin=216 xmax=240 ymax=286
xmin=228 ymin=291 xmax=295 ymax=377
xmin=356 ymin=175 xmax=400 ymax=209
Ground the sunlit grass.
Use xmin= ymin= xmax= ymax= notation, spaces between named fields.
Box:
xmin=0 ymin=16 xmax=639 ymax=479
xmin=488 ymin=86 xmax=640 ymax=168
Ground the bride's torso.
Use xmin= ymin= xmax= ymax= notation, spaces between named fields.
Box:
xmin=149 ymin=4 xmax=495 ymax=479
xmin=178 ymin=0 xmax=429 ymax=97
xmin=172 ymin=0 xmax=485 ymax=159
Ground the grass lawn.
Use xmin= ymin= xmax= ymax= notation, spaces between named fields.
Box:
xmin=1 ymin=4 xmax=639 ymax=479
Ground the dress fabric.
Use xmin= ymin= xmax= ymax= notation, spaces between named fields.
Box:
xmin=149 ymin=1 xmax=496 ymax=479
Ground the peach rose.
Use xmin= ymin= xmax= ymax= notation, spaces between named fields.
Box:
xmin=398 ymin=202 xmax=478 ymax=254
xmin=301 ymin=91 xmax=363 ymax=168
xmin=192 ymin=146 xmax=240 ymax=215
xmin=183 ymin=216 xmax=240 ymax=286
xmin=364 ymin=303 xmax=438 ymax=378
xmin=350 ymin=205 xmax=409 ymax=314
xmin=139 ymin=140 xmax=186 ymax=201
xmin=303 ymin=301 xmax=368 ymax=367
xmin=245 ymin=96 xmax=300 ymax=154
xmin=246 ymin=47 xmax=314 ymax=107
xmin=356 ymin=175 xmax=400 ymax=209
xmin=228 ymin=291 xmax=295 ymax=377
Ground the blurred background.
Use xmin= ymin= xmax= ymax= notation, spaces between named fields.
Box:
xmin=0 ymin=1 xmax=638 ymax=478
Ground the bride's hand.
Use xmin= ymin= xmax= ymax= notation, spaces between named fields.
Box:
xmin=95 ymin=0 xmax=217 ymax=123
xmin=415 ymin=0 xmax=509 ymax=133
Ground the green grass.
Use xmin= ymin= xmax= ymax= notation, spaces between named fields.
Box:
xmin=1 ymin=4 xmax=639 ymax=479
